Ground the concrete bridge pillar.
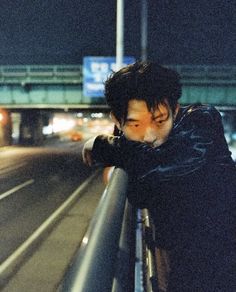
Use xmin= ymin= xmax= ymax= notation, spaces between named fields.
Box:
xmin=19 ymin=110 xmax=44 ymax=145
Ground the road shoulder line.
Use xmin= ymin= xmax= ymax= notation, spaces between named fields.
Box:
xmin=0 ymin=179 xmax=34 ymax=201
xmin=0 ymin=170 xmax=100 ymax=287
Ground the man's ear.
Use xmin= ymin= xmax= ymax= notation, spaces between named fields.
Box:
xmin=110 ymin=112 xmax=122 ymax=130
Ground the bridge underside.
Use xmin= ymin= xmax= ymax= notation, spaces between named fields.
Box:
xmin=0 ymin=83 xmax=235 ymax=110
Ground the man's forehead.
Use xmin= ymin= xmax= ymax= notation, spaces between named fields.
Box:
xmin=127 ymin=99 xmax=169 ymax=116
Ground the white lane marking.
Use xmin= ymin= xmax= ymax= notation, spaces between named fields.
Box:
xmin=0 ymin=162 xmax=27 ymax=175
xmin=0 ymin=170 xmax=99 ymax=276
xmin=0 ymin=179 xmax=34 ymax=201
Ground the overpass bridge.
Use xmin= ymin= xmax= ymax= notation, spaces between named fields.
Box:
xmin=0 ymin=64 xmax=235 ymax=108
xmin=0 ymin=64 xmax=235 ymax=146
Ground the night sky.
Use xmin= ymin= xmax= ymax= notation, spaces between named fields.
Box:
xmin=0 ymin=0 xmax=235 ymax=65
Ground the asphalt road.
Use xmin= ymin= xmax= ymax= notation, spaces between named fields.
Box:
xmin=0 ymin=140 xmax=93 ymax=264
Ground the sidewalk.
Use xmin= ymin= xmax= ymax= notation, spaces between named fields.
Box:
xmin=2 ymin=171 xmax=105 ymax=292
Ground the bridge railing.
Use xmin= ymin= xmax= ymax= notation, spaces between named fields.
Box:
xmin=0 ymin=64 xmax=235 ymax=107
xmin=0 ymin=64 xmax=235 ymax=85
xmin=59 ymin=167 xmax=159 ymax=292
xmin=170 ymin=64 xmax=236 ymax=84
xmin=59 ymin=168 xmax=136 ymax=292
xmin=0 ymin=65 xmax=82 ymax=84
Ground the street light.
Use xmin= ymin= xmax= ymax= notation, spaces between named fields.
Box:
xmin=116 ymin=0 xmax=124 ymax=71
xmin=141 ymin=0 xmax=148 ymax=61
xmin=116 ymin=0 xmax=148 ymax=70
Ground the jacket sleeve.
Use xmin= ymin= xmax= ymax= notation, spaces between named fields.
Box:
xmin=91 ymin=134 xmax=125 ymax=168
xmin=92 ymin=106 xmax=232 ymax=180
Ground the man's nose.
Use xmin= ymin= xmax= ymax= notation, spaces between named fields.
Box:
xmin=143 ymin=127 xmax=157 ymax=144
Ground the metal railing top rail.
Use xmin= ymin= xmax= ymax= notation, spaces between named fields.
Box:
xmin=170 ymin=64 xmax=236 ymax=74
xmin=60 ymin=168 xmax=129 ymax=292
xmin=0 ymin=65 xmax=83 ymax=84
xmin=0 ymin=64 xmax=235 ymax=85
xmin=0 ymin=64 xmax=82 ymax=71
xmin=169 ymin=65 xmax=236 ymax=85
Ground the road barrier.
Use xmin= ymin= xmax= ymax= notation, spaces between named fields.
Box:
xmin=60 ymin=168 xmax=136 ymax=292
xmin=60 ymin=167 xmax=159 ymax=292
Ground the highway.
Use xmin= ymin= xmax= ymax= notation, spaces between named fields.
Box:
xmin=0 ymin=140 xmax=93 ymax=265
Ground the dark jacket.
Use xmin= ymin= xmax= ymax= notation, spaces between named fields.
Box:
xmin=92 ymin=104 xmax=236 ymax=290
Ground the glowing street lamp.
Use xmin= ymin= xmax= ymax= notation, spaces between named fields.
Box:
xmin=0 ymin=113 xmax=3 ymax=122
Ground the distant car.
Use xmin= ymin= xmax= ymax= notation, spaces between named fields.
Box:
xmin=70 ymin=131 xmax=83 ymax=142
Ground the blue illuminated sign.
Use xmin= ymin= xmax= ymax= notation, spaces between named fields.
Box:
xmin=83 ymin=56 xmax=135 ymax=97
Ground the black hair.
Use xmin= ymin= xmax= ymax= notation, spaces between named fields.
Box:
xmin=104 ymin=61 xmax=182 ymax=122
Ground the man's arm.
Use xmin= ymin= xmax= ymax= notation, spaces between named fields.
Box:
xmin=83 ymin=106 xmax=232 ymax=180
xmin=82 ymin=135 xmax=125 ymax=167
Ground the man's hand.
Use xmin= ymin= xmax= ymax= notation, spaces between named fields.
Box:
xmin=82 ymin=137 xmax=97 ymax=166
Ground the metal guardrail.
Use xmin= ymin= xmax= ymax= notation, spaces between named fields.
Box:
xmin=134 ymin=209 xmax=158 ymax=292
xmin=0 ymin=64 xmax=235 ymax=85
xmin=59 ymin=167 xmax=160 ymax=292
xmin=141 ymin=209 xmax=158 ymax=292
xmin=135 ymin=209 xmax=145 ymax=292
xmin=170 ymin=65 xmax=236 ymax=84
xmin=60 ymin=168 xmax=135 ymax=292
xmin=0 ymin=65 xmax=83 ymax=84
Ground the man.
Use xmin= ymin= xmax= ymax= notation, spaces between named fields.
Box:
xmin=83 ymin=62 xmax=236 ymax=291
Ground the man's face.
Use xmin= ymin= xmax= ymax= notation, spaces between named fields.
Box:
xmin=114 ymin=99 xmax=178 ymax=147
